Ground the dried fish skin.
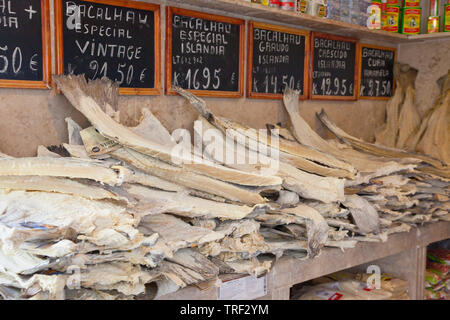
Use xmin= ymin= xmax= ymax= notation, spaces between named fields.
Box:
xmin=0 ymin=157 xmax=125 ymax=186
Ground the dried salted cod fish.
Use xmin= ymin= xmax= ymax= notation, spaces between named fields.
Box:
xmin=326 ymin=139 xmax=417 ymax=183
xmin=213 ymin=219 xmax=261 ymax=239
xmin=224 ymin=258 xmax=272 ymax=277
xmin=196 ymin=115 xmax=352 ymax=181
xmin=0 ymin=285 xmax=21 ymax=299
xmin=79 ymin=262 xmax=160 ymax=296
xmin=266 ymin=123 xmax=296 ymax=141
xmin=167 ymin=248 xmax=219 ymax=280
xmin=178 ymin=88 xmax=355 ymax=178
xmin=65 ymin=117 xmax=83 ymax=146
xmin=343 ymin=195 xmax=380 ymax=234
xmin=158 ymin=260 xmax=214 ymax=288
xmin=37 ymin=146 xmax=61 ymax=158
xmin=125 ymin=184 xmax=268 ymax=220
xmin=396 ymin=86 xmax=421 ymax=149
xmin=19 ymin=240 xmax=77 ymax=259
xmin=112 ymin=148 xmax=266 ymax=205
xmin=282 ymin=89 xmax=416 ymax=180
xmin=0 ymin=239 xmax=49 ymax=274
xmin=55 ymin=75 xmax=281 ymax=188
xmin=416 ymin=91 xmax=450 ymax=164
xmin=371 ymin=175 xmax=409 ymax=187
xmin=125 ymin=168 xmax=184 ymax=193
xmin=375 ymin=84 xmax=404 ymax=147
xmin=139 ymin=214 xmax=224 ymax=251
xmin=0 ymin=157 xmax=124 ymax=186
xmin=0 ymin=176 xmax=122 ymax=201
xmin=78 ymin=229 xmax=159 ymax=252
xmin=325 ymin=240 xmax=358 ymax=249
xmin=62 ymin=144 xmax=91 ymax=159
xmin=64 ymin=288 xmax=132 ymax=300
xmin=276 ymin=190 xmax=300 ymax=207
xmin=198 ymin=115 xmax=347 ymax=201
xmin=198 ymin=121 xmax=347 ymax=204
xmin=0 ymin=190 xmax=137 ymax=236
xmin=282 ymin=88 xmax=335 ymax=152
xmin=82 ymin=125 xmax=268 ymax=203
xmin=280 ymin=162 xmax=345 ymax=203
xmin=306 ymin=201 xmax=349 ymax=218
xmin=0 ymin=152 xmax=13 ymax=158
xmin=193 ymin=116 xmax=272 ymax=174
xmin=0 ymin=271 xmax=67 ymax=300
xmin=199 ymin=232 xmax=269 ymax=260
xmin=418 ymin=166 xmax=450 ymax=179
xmin=407 ymin=71 xmax=450 ymax=151
xmin=317 ymin=110 xmax=445 ymax=169
xmin=130 ymin=108 xmax=176 ymax=147
xmin=280 ymin=205 xmax=329 ymax=257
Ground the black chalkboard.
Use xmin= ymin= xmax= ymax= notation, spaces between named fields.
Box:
xmin=0 ymin=0 xmax=51 ymax=88
xmin=310 ymin=32 xmax=358 ymax=100
xmin=56 ymin=0 xmax=160 ymax=95
xmin=358 ymin=44 xmax=396 ymax=100
xmin=247 ymin=22 xmax=309 ymax=100
xmin=166 ymin=7 xmax=244 ymax=97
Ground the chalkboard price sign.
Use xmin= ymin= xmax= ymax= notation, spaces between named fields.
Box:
xmin=55 ymin=0 xmax=161 ymax=95
xmin=358 ymin=44 xmax=396 ymax=100
xmin=310 ymin=32 xmax=358 ymax=100
xmin=0 ymin=0 xmax=51 ymax=89
xmin=247 ymin=22 xmax=309 ymax=100
xmin=166 ymin=7 xmax=245 ymax=97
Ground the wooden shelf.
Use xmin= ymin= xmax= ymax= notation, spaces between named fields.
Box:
xmin=156 ymin=221 xmax=450 ymax=300
xmin=407 ymin=32 xmax=450 ymax=41
xmin=168 ymin=0 xmax=450 ymax=44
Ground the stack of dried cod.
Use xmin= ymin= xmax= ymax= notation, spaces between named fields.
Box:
xmin=0 ymin=75 xmax=448 ymax=300
xmin=375 ymin=65 xmax=449 ymax=165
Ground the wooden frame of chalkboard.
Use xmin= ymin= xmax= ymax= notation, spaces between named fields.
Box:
xmin=309 ymin=32 xmax=359 ymax=101
xmin=54 ymin=0 xmax=161 ymax=95
xmin=246 ymin=22 xmax=310 ymax=100
xmin=0 ymin=0 xmax=51 ymax=89
xmin=165 ymin=7 xmax=245 ymax=98
xmin=358 ymin=43 xmax=396 ymax=100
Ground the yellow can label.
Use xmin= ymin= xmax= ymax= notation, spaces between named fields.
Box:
xmin=404 ymin=1 xmax=420 ymax=6
xmin=427 ymin=17 xmax=440 ymax=33
xmin=402 ymin=8 xmax=421 ymax=34
xmin=383 ymin=6 xmax=400 ymax=32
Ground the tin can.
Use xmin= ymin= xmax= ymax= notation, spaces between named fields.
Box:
xmin=261 ymin=0 xmax=270 ymax=5
xmin=368 ymin=1 xmax=382 ymax=29
xmin=295 ymin=0 xmax=308 ymax=13
xmin=269 ymin=0 xmax=280 ymax=7
xmin=386 ymin=0 xmax=399 ymax=4
xmin=427 ymin=16 xmax=440 ymax=33
xmin=403 ymin=1 xmax=420 ymax=7
xmin=401 ymin=7 xmax=421 ymax=34
xmin=445 ymin=4 xmax=450 ymax=32
xmin=429 ymin=0 xmax=439 ymax=16
xmin=280 ymin=0 xmax=295 ymax=10
xmin=383 ymin=5 xmax=400 ymax=32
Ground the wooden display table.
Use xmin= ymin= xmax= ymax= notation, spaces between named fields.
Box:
xmin=157 ymin=221 xmax=450 ymax=300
